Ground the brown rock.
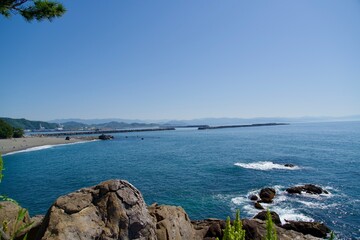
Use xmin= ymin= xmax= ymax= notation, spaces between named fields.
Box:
xmin=249 ymin=195 xmax=258 ymax=201
xmin=254 ymin=202 xmax=264 ymax=210
xmin=242 ymin=219 xmax=321 ymax=240
xmin=191 ymin=219 xmax=225 ymax=240
xmin=36 ymin=179 xmax=157 ymax=240
xmin=259 ymin=188 xmax=276 ymax=203
xmin=148 ymin=204 xmax=198 ymax=240
xmin=253 ymin=211 xmax=281 ymax=225
xmin=286 ymin=184 xmax=328 ymax=195
xmin=0 ymin=201 xmax=31 ymax=239
xmin=282 ymin=221 xmax=331 ymax=238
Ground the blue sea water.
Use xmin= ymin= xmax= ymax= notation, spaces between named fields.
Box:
xmin=1 ymin=122 xmax=360 ymax=239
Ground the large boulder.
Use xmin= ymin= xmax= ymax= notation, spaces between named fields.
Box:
xmin=253 ymin=211 xmax=281 ymax=225
xmin=259 ymin=188 xmax=276 ymax=203
xmin=0 ymin=201 xmax=43 ymax=240
xmin=36 ymin=179 xmax=157 ymax=240
xmin=148 ymin=204 xmax=198 ymax=240
xmin=281 ymin=221 xmax=331 ymax=238
xmin=286 ymin=184 xmax=328 ymax=195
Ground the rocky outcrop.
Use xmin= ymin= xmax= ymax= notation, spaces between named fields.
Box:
xmin=281 ymin=221 xmax=331 ymax=238
xmin=259 ymin=188 xmax=276 ymax=203
xmin=242 ymin=219 xmax=320 ymax=240
xmin=1 ymin=180 xmax=332 ymax=240
xmin=148 ymin=204 xmax=198 ymax=240
xmin=249 ymin=195 xmax=258 ymax=201
xmin=98 ymin=134 xmax=114 ymax=140
xmin=0 ymin=201 xmax=31 ymax=237
xmin=0 ymin=201 xmax=43 ymax=240
xmin=286 ymin=184 xmax=329 ymax=195
xmin=192 ymin=219 xmax=225 ymax=239
xmin=254 ymin=202 xmax=264 ymax=210
xmin=253 ymin=211 xmax=281 ymax=225
xmin=36 ymin=179 xmax=156 ymax=240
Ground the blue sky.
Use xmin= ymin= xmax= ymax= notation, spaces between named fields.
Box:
xmin=1 ymin=0 xmax=359 ymax=121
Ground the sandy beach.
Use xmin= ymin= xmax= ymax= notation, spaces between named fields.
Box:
xmin=0 ymin=136 xmax=96 ymax=155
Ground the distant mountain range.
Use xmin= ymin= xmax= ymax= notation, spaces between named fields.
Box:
xmin=2 ymin=115 xmax=359 ymax=131
xmin=51 ymin=115 xmax=360 ymax=126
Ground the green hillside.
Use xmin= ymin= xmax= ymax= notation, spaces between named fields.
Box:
xmin=0 ymin=117 xmax=58 ymax=130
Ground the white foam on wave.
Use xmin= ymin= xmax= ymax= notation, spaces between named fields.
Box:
xmin=231 ymin=196 xmax=247 ymax=205
xmin=296 ymin=200 xmax=338 ymax=209
xmin=3 ymin=140 xmax=96 ymax=156
xmin=271 ymin=206 xmax=314 ymax=223
xmin=230 ymin=185 xmax=316 ymax=224
xmin=234 ymin=161 xmax=300 ymax=171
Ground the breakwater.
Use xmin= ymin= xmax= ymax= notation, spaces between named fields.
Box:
xmin=34 ymin=127 xmax=175 ymax=137
xmin=198 ymin=123 xmax=288 ymax=130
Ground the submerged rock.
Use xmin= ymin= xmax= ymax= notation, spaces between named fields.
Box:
xmin=36 ymin=179 xmax=156 ymax=240
xmin=284 ymin=163 xmax=295 ymax=168
xmin=254 ymin=202 xmax=264 ymax=210
xmin=286 ymin=184 xmax=328 ymax=195
xmin=249 ymin=195 xmax=258 ymax=201
xmin=259 ymin=188 xmax=276 ymax=203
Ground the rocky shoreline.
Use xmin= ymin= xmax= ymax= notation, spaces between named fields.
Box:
xmin=0 ymin=180 xmax=331 ymax=240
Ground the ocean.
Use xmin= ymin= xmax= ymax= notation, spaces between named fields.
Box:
xmin=1 ymin=121 xmax=359 ymax=239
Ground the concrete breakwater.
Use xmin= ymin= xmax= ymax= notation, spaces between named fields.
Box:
xmin=34 ymin=127 xmax=176 ymax=137
xmin=198 ymin=123 xmax=288 ymax=130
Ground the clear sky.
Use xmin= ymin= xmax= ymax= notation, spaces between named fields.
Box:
xmin=1 ymin=0 xmax=359 ymax=121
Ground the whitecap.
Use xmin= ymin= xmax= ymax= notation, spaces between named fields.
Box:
xmin=234 ymin=161 xmax=300 ymax=171
xmin=231 ymin=196 xmax=248 ymax=205
xmin=296 ymin=200 xmax=338 ymax=209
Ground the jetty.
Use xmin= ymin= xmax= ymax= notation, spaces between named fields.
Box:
xmin=34 ymin=127 xmax=176 ymax=137
xmin=198 ymin=123 xmax=288 ymax=130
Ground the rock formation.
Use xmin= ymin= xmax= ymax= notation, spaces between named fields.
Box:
xmin=259 ymin=188 xmax=276 ymax=203
xmin=282 ymin=221 xmax=330 ymax=238
xmin=148 ymin=204 xmax=198 ymax=240
xmin=253 ymin=211 xmax=281 ymax=225
xmin=286 ymin=184 xmax=328 ymax=195
xmin=0 ymin=180 xmax=332 ymax=240
xmin=36 ymin=179 xmax=156 ymax=240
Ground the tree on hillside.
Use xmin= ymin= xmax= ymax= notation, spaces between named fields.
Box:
xmin=13 ymin=128 xmax=24 ymax=138
xmin=0 ymin=0 xmax=65 ymax=21
xmin=0 ymin=120 xmax=13 ymax=139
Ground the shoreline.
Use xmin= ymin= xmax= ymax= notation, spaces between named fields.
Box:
xmin=0 ymin=136 xmax=97 ymax=155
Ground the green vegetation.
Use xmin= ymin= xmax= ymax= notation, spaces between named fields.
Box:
xmin=217 ymin=210 xmax=246 ymax=240
xmin=0 ymin=120 xmax=14 ymax=139
xmin=0 ymin=0 xmax=65 ymax=21
xmin=328 ymin=231 xmax=336 ymax=240
xmin=265 ymin=209 xmax=277 ymax=240
xmin=0 ymin=118 xmax=57 ymax=131
xmin=0 ymin=120 xmax=24 ymax=139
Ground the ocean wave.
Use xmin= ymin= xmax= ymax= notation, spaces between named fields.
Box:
xmin=296 ymin=200 xmax=338 ymax=209
xmin=234 ymin=161 xmax=300 ymax=171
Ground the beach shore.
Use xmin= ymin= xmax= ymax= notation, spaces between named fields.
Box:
xmin=0 ymin=136 xmax=96 ymax=155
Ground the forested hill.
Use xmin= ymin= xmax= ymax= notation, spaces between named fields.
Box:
xmin=0 ymin=117 xmax=58 ymax=130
